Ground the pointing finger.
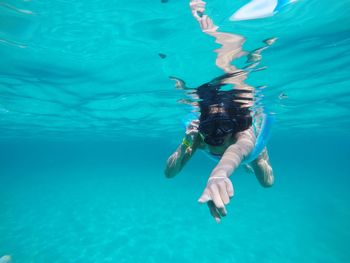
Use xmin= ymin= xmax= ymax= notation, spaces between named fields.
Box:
xmin=225 ymin=179 xmax=234 ymax=198
xmin=207 ymin=201 xmax=221 ymax=223
xmin=218 ymin=182 xmax=230 ymax=205
xmin=209 ymin=184 xmax=226 ymax=216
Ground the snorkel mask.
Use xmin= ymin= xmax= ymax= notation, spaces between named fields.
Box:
xmin=199 ymin=114 xmax=238 ymax=146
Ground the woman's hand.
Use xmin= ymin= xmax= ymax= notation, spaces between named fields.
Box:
xmin=190 ymin=0 xmax=218 ymax=33
xmin=198 ymin=175 xmax=234 ymax=223
xmin=190 ymin=0 xmax=206 ymax=21
xmin=183 ymin=120 xmax=200 ymax=154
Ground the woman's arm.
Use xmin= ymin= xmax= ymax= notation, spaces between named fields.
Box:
xmin=198 ymin=127 xmax=256 ymax=222
xmin=164 ymin=120 xmax=200 ymax=178
xmin=211 ymin=127 xmax=256 ymax=178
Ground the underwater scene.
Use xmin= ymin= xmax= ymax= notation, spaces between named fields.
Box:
xmin=0 ymin=0 xmax=350 ymax=262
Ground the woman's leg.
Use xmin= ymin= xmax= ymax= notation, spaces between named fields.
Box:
xmin=250 ymin=147 xmax=274 ymax=187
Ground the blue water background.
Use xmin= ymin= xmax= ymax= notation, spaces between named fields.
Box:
xmin=1 ymin=0 xmax=350 ymax=262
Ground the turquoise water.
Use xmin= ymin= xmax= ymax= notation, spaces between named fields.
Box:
xmin=1 ymin=0 xmax=350 ymax=262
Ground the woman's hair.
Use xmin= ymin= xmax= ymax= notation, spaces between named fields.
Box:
xmin=197 ymin=81 xmax=253 ymax=133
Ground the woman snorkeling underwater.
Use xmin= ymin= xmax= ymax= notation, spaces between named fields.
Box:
xmin=165 ymin=0 xmax=275 ymax=223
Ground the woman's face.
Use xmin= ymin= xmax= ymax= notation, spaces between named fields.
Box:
xmin=203 ymin=132 xmax=233 ymax=147
xmin=199 ymin=116 xmax=236 ymax=147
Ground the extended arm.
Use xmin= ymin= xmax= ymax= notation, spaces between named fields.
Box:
xmin=198 ymin=127 xmax=256 ymax=222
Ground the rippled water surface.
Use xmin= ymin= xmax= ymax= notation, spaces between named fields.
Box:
xmin=1 ymin=0 xmax=349 ymax=138
xmin=0 ymin=0 xmax=350 ymax=262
